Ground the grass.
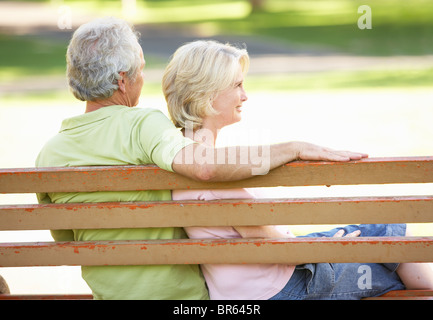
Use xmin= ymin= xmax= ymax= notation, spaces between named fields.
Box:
xmin=245 ymin=68 xmax=433 ymax=92
xmin=2 ymin=67 xmax=433 ymax=103
xmin=120 ymin=0 xmax=433 ymax=56
xmin=0 ymin=34 xmax=68 ymax=79
xmin=206 ymin=0 xmax=433 ymax=56
xmin=3 ymin=0 xmax=433 ymax=80
xmin=2 ymin=1 xmax=433 ymax=95
xmin=2 ymin=0 xmax=433 ymax=80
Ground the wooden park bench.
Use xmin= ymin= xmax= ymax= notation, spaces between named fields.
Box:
xmin=0 ymin=156 xmax=432 ymax=300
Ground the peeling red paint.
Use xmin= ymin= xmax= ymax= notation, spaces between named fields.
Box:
xmin=1 ymin=158 xmax=433 ymax=270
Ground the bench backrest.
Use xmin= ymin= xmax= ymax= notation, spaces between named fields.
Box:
xmin=0 ymin=156 xmax=432 ymax=267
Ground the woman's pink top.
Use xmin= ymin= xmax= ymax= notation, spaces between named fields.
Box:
xmin=172 ymin=188 xmax=295 ymax=300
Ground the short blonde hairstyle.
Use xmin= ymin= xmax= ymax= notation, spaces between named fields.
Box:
xmin=162 ymin=40 xmax=249 ymax=130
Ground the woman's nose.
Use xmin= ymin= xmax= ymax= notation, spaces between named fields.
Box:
xmin=241 ymin=89 xmax=248 ymax=102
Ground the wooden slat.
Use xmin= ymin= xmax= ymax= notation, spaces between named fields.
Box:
xmin=1 ymin=196 xmax=432 ymax=230
xmin=1 ymin=157 xmax=432 ymax=193
xmin=1 ymin=237 xmax=432 ymax=267
xmin=364 ymin=296 xmax=433 ymax=300
xmin=364 ymin=289 xmax=433 ymax=300
xmin=0 ymin=294 xmax=93 ymax=300
xmin=379 ymin=289 xmax=433 ymax=297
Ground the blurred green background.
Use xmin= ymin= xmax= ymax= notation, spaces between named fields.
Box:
xmin=0 ymin=0 xmax=432 ymax=295
xmin=1 ymin=0 xmax=433 ymax=93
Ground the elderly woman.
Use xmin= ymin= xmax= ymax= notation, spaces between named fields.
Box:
xmin=36 ymin=17 xmax=369 ymax=300
xmin=163 ymin=40 xmax=433 ymax=300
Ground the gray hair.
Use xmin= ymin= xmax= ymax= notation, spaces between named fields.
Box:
xmin=67 ymin=17 xmax=141 ymax=101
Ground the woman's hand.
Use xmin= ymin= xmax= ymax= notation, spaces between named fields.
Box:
xmin=331 ymin=229 xmax=361 ymax=238
xmin=295 ymin=142 xmax=368 ymax=162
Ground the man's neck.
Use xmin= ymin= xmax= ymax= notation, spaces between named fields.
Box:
xmin=85 ymin=91 xmax=131 ymax=113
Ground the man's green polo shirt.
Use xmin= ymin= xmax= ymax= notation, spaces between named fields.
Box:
xmin=35 ymin=105 xmax=208 ymax=300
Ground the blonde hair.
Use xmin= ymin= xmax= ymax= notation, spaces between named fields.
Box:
xmin=162 ymin=40 xmax=249 ymax=130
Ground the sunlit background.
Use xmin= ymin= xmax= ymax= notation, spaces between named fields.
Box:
xmin=0 ymin=0 xmax=432 ymax=295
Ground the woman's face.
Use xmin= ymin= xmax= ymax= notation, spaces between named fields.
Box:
xmin=209 ymin=65 xmax=248 ymax=129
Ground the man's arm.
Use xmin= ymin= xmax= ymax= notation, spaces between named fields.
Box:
xmin=172 ymin=141 xmax=368 ymax=182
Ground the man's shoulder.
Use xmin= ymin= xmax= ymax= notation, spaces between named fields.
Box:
xmin=126 ymin=106 xmax=165 ymax=116
xmin=124 ymin=107 xmax=174 ymax=129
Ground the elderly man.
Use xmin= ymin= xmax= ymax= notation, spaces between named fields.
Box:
xmin=36 ymin=17 xmax=366 ymax=300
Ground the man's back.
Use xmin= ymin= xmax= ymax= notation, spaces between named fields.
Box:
xmin=36 ymin=105 xmax=208 ymax=300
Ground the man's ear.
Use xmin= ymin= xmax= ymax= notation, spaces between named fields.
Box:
xmin=117 ymin=72 xmax=127 ymax=94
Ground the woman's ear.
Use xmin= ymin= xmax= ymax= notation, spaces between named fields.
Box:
xmin=117 ymin=72 xmax=127 ymax=94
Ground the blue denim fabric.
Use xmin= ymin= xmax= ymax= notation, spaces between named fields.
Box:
xmin=269 ymin=224 xmax=406 ymax=300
